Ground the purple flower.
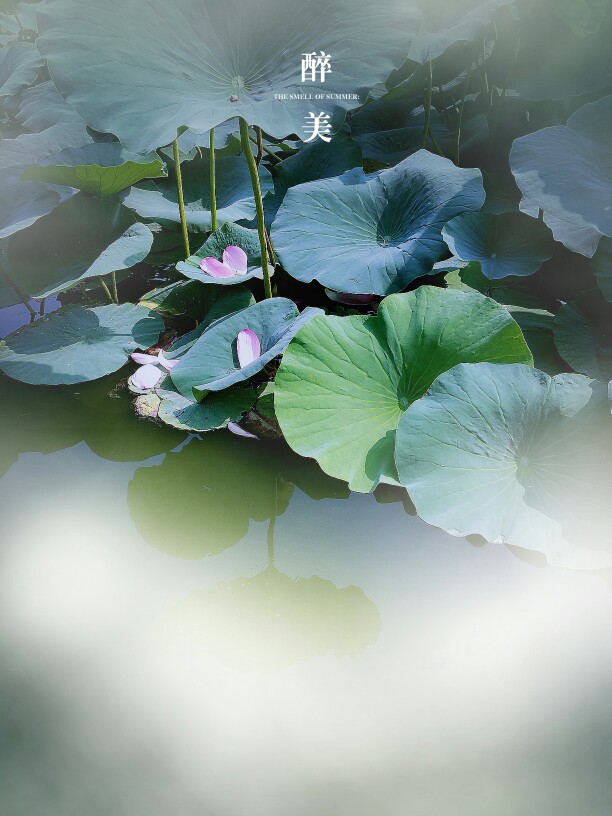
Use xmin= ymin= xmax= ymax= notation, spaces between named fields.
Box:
xmin=200 ymin=245 xmax=248 ymax=278
xmin=236 ymin=329 xmax=261 ymax=368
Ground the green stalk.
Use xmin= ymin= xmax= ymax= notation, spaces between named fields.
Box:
xmin=255 ymin=126 xmax=264 ymax=166
xmin=421 ymin=61 xmax=433 ymax=149
xmin=239 ymin=117 xmax=272 ymax=299
xmin=98 ymin=277 xmax=114 ymax=304
xmin=209 ymin=127 xmax=218 ymax=232
xmin=456 ymin=60 xmax=473 ymax=166
xmin=1 ymin=269 xmax=35 ymax=317
xmin=111 ymin=271 xmax=119 ymax=303
xmin=172 ymin=138 xmax=191 ymax=258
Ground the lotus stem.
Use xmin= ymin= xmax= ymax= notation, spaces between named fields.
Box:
xmin=456 ymin=60 xmax=473 ymax=166
xmin=172 ymin=137 xmax=191 ymax=258
xmin=421 ymin=61 xmax=433 ymax=149
xmin=111 ymin=271 xmax=119 ymax=303
xmin=239 ymin=117 xmax=273 ymax=299
xmin=98 ymin=276 xmax=114 ymax=304
xmin=39 ymin=297 xmax=46 ymax=316
xmin=1 ymin=268 xmax=36 ymax=317
xmin=209 ymin=127 xmax=217 ymax=232
xmin=255 ymin=126 xmax=264 ymax=166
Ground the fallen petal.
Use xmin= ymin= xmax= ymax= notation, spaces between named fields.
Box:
xmin=237 ymin=329 xmax=261 ymax=368
xmin=223 ymin=245 xmax=248 ymax=274
xmin=199 ymin=257 xmax=235 ymax=278
xmin=157 ymin=350 xmax=180 ymax=371
xmin=131 ymin=351 xmax=159 ymax=365
xmin=227 ymin=421 xmax=258 ymax=439
xmin=131 ymin=363 xmax=164 ymax=390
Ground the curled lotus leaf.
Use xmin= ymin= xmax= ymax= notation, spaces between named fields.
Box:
xmin=272 ymin=150 xmax=485 ymax=295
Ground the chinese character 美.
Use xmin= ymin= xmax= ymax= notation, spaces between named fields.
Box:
xmin=303 ymin=111 xmax=332 ymax=143
xmin=301 ymin=51 xmax=332 ymax=83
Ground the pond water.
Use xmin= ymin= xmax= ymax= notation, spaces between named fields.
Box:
xmin=1 ymin=303 xmax=612 ymax=816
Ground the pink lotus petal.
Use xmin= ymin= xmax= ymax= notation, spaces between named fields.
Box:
xmin=236 ymin=329 xmax=261 ymax=368
xmin=223 ymin=245 xmax=248 ymax=274
xmin=227 ymin=422 xmax=257 ymax=439
xmin=131 ymin=351 xmax=159 ymax=366
xmin=131 ymin=364 xmax=164 ymax=390
xmin=157 ymin=350 xmax=179 ymax=371
xmin=199 ymin=257 xmax=236 ymax=278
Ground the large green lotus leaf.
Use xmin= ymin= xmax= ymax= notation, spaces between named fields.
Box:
xmin=8 ymin=196 xmax=152 ymax=298
xmin=0 ymin=303 xmax=163 ymax=385
xmin=395 ymin=363 xmax=612 ymax=569
xmin=121 ymin=153 xmax=272 ymax=232
xmin=21 ymin=143 xmax=166 ymax=196
xmin=592 ymin=236 xmax=612 ymax=302
xmin=15 ymin=81 xmax=78 ymax=131
xmin=36 ymin=0 xmax=422 ymax=154
xmin=0 ymin=42 xmax=42 ymax=98
xmin=553 ymin=290 xmax=612 ymax=381
xmin=163 ymin=566 xmax=380 ymax=670
xmin=271 ymin=150 xmax=485 ymax=295
xmin=139 ymin=279 xmax=223 ymax=321
xmin=176 ymin=222 xmax=267 ymax=285
xmin=510 ymin=96 xmax=612 ymax=257
xmin=275 ymin=286 xmax=533 ymax=492
xmin=171 ymin=297 xmax=323 ymax=397
xmin=442 ymin=212 xmax=555 ymax=280
xmin=0 ymin=171 xmax=63 ymax=239
xmin=265 ymin=134 xmax=362 ymax=224
xmin=407 ymin=0 xmax=514 ymax=63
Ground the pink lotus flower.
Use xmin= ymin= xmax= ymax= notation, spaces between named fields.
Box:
xmin=130 ymin=350 xmax=179 ymax=390
xmin=236 ymin=329 xmax=261 ymax=368
xmin=200 ymin=245 xmax=248 ymax=278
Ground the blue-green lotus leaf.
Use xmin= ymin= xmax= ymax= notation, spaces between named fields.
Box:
xmin=171 ymin=298 xmax=323 ymax=398
xmin=395 ymin=363 xmax=612 ymax=569
xmin=37 ymin=0 xmax=422 ymax=153
xmin=0 ymin=303 xmax=163 ymax=385
xmin=442 ymin=212 xmax=555 ymax=280
xmin=510 ymin=95 xmax=612 ymax=257
xmin=21 ymin=143 xmax=166 ymax=196
xmin=8 ymin=195 xmax=152 ymax=297
xmin=553 ymin=290 xmax=612 ymax=381
xmin=275 ymin=286 xmax=533 ymax=493
xmin=271 ymin=150 xmax=485 ymax=295
xmin=265 ymin=134 xmax=362 ymax=224
xmin=176 ymin=223 xmax=267 ymax=286
xmin=121 ymin=153 xmax=272 ymax=233
xmin=0 ymin=82 xmax=93 ymax=172
xmin=155 ymin=379 xmax=255 ymax=432
xmin=0 ymin=171 xmax=64 ymax=239
xmin=0 ymin=42 xmax=42 ymax=98
xmin=592 ymin=236 xmax=612 ymax=302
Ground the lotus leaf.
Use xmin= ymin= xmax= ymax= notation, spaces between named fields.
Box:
xmin=553 ymin=290 xmax=612 ymax=381
xmin=395 ymin=363 xmax=612 ymax=569
xmin=275 ymin=286 xmax=533 ymax=492
xmin=592 ymin=236 xmax=612 ymax=301
xmin=21 ymin=143 xmax=166 ymax=196
xmin=37 ymin=0 xmax=422 ymax=153
xmin=0 ymin=303 xmax=163 ymax=384
xmin=8 ymin=196 xmax=153 ymax=297
xmin=0 ymin=42 xmax=42 ymax=99
xmin=510 ymin=95 xmax=612 ymax=257
xmin=171 ymin=297 xmax=323 ymax=398
xmin=121 ymin=153 xmax=272 ymax=232
xmin=176 ymin=222 xmax=267 ymax=285
xmin=272 ymin=150 xmax=485 ymax=295
xmin=442 ymin=211 xmax=555 ymax=280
